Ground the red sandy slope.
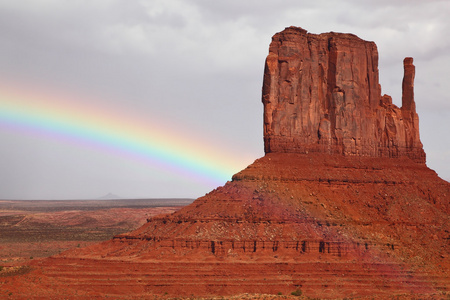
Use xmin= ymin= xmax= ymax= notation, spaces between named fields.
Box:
xmin=1 ymin=153 xmax=448 ymax=299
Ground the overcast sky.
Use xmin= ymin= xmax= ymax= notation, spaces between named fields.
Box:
xmin=0 ymin=0 xmax=449 ymax=200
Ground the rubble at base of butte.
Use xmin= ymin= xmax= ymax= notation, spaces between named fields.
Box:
xmin=2 ymin=26 xmax=449 ymax=299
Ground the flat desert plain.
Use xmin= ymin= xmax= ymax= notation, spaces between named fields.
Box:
xmin=0 ymin=198 xmax=192 ymax=268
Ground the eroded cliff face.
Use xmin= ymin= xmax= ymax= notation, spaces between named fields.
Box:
xmin=263 ymin=27 xmax=425 ymax=163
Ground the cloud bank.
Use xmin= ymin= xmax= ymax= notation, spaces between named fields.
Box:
xmin=0 ymin=0 xmax=449 ymax=199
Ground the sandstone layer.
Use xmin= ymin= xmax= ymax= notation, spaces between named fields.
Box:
xmin=1 ymin=27 xmax=448 ymax=299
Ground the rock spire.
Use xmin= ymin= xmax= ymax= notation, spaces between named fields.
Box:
xmin=262 ymin=26 xmax=425 ymax=163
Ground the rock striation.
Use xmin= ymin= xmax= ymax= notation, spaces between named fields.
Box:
xmin=1 ymin=27 xmax=448 ymax=299
xmin=263 ymin=27 xmax=425 ymax=163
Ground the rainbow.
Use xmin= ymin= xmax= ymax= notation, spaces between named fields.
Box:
xmin=0 ymin=83 xmax=249 ymax=187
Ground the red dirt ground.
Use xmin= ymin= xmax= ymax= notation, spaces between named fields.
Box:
xmin=1 ymin=154 xmax=448 ymax=299
xmin=0 ymin=199 xmax=190 ymax=266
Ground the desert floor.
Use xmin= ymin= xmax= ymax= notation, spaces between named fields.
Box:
xmin=0 ymin=198 xmax=192 ymax=267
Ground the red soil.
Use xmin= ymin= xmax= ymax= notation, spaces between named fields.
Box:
xmin=0 ymin=205 xmax=183 ymax=266
xmin=1 ymin=153 xmax=448 ymax=299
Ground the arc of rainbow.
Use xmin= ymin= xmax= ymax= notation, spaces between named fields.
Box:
xmin=0 ymin=86 xmax=242 ymax=187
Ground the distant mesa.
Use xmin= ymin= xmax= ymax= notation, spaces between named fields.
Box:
xmin=97 ymin=193 xmax=121 ymax=200
xmin=2 ymin=26 xmax=449 ymax=299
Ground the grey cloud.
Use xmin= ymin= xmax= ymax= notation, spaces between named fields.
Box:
xmin=0 ymin=0 xmax=449 ymax=199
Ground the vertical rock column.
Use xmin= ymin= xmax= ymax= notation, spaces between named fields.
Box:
xmin=402 ymin=57 xmax=415 ymax=113
xmin=400 ymin=57 xmax=424 ymax=161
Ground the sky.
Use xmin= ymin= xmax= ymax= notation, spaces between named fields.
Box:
xmin=0 ymin=0 xmax=449 ymax=200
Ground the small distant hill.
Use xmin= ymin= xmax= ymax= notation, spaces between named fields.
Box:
xmin=97 ymin=193 xmax=121 ymax=200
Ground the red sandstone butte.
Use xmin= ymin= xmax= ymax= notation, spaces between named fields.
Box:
xmin=1 ymin=27 xmax=449 ymax=299
xmin=263 ymin=27 xmax=425 ymax=163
